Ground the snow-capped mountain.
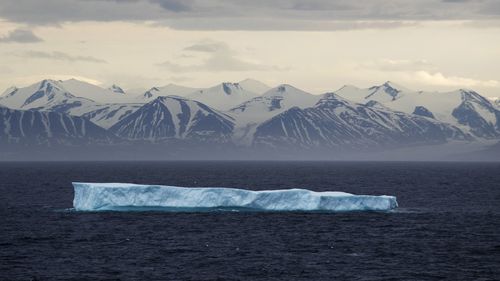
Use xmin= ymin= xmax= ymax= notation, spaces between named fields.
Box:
xmin=253 ymin=93 xmax=470 ymax=149
xmin=451 ymin=90 xmax=500 ymax=137
xmin=237 ymin=78 xmax=271 ymax=94
xmin=0 ymin=79 xmax=133 ymax=109
xmin=230 ymin=84 xmax=319 ymax=125
xmin=137 ymin=79 xmax=268 ymax=107
xmin=137 ymin=84 xmax=200 ymax=102
xmin=0 ymin=79 xmax=93 ymax=110
xmin=110 ymin=96 xmax=234 ymax=142
xmin=0 ymin=79 xmax=141 ymax=128
xmin=0 ymin=106 xmax=115 ymax=146
xmin=334 ymin=81 xmax=408 ymax=104
xmin=186 ymin=82 xmax=259 ymax=110
xmin=228 ymin=84 xmax=321 ymax=144
xmin=334 ymin=82 xmax=500 ymax=138
xmin=58 ymin=79 xmax=131 ymax=103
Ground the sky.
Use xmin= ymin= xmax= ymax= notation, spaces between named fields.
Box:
xmin=0 ymin=0 xmax=499 ymax=97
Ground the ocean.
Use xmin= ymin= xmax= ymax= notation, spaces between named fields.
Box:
xmin=1 ymin=161 xmax=499 ymax=280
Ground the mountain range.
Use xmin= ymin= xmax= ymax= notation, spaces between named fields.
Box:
xmin=0 ymin=78 xmax=499 ymax=160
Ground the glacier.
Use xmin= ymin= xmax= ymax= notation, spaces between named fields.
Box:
xmin=72 ymin=182 xmax=398 ymax=212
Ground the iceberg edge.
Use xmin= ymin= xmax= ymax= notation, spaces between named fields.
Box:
xmin=72 ymin=182 xmax=398 ymax=212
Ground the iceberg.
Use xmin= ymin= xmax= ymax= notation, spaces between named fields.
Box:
xmin=72 ymin=182 xmax=398 ymax=212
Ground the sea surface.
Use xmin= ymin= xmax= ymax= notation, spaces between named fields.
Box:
xmin=0 ymin=161 xmax=499 ymax=281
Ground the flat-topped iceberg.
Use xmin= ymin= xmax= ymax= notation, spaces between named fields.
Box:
xmin=72 ymin=182 xmax=398 ymax=212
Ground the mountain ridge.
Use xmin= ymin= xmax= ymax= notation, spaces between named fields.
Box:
xmin=1 ymin=78 xmax=499 ymax=160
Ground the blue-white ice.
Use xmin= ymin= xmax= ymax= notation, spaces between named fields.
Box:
xmin=72 ymin=182 xmax=398 ymax=212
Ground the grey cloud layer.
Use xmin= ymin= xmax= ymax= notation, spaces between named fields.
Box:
xmin=157 ymin=40 xmax=287 ymax=72
xmin=0 ymin=29 xmax=42 ymax=43
xmin=13 ymin=51 xmax=107 ymax=63
xmin=1 ymin=0 xmax=499 ymax=30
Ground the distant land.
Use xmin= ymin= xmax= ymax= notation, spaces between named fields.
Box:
xmin=1 ymin=78 xmax=499 ymax=161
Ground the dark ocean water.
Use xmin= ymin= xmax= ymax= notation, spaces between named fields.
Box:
xmin=0 ymin=161 xmax=499 ymax=281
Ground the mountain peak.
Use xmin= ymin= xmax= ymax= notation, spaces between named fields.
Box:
xmin=262 ymin=84 xmax=314 ymax=102
xmin=109 ymin=84 xmax=125 ymax=94
xmin=458 ymin=88 xmax=476 ymax=94
xmin=154 ymin=95 xmax=187 ymax=103
xmin=381 ymin=81 xmax=411 ymax=92
xmin=221 ymin=82 xmax=242 ymax=95
xmin=319 ymin=92 xmax=344 ymax=100
xmin=315 ymin=92 xmax=350 ymax=108
xmin=382 ymin=80 xmax=396 ymax=87
xmin=273 ymin=84 xmax=299 ymax=93
xmin=338 ymin=84 xmax=360 ymax=91
xmin=457 ymin=88 xmax=493 ymax=107
xmin=1 ymin=86 xmax=18 ymax=97
xmin=237 ymin=78 xmax=271 ymax=94
xmin=37 ymin=79 xmax=65 ymax=93
xmin=39 ymin=79 xmax=60 ymax=87
xmin=277 ymin=85 xmax=288 ymax=92
xmin=365 ymin=81 xmax=409 ymax=101
xmin=239 ymin=78 xmax=260 ymax=84
xmin=141 ymin=87 xmax=160 ymax=99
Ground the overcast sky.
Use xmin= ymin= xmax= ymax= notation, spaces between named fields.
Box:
xmin=0 ymin=0 xmax=499 ymax=97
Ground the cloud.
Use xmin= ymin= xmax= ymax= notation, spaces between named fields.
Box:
xmin=163 ymin=19 xmax=419 ymax=31
xmin=359 ymin=59 xmax=436 ymax=72
xmin=458 ymin=20 xmax=500 ymax=28
xmin=157 ymin=40 xmax=288 ymax=72
xmin=0 ymin=29 xmax=42 ymax=43
xmin=414 ymin=71 xmax=499 ymax=88
xmin=442 ymin=0 xmax=473 ymax=3
xmin=183 ymin=40 xmax=228 ymax=53
xmin=290 ymin=1 xmax=355 ymax=11
xmin=13 ymin=51 xmax=107 ymax=63
xmin=478 ymin=0 xmax=500 ymax=16
xmin=0 ymin=65 xmax=13 ymax=74
xmin=158 ymin=56 xmax=276 ymax=72
xmin=11 ymin=74 xmax=103 ymax=87
xmin=1 ymin=0 xmax=500 ymax=30
xmin=356 ymin=58 xmax=499 ymax=89
xmin=151 ymin=0 xmax=192 ymax=12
